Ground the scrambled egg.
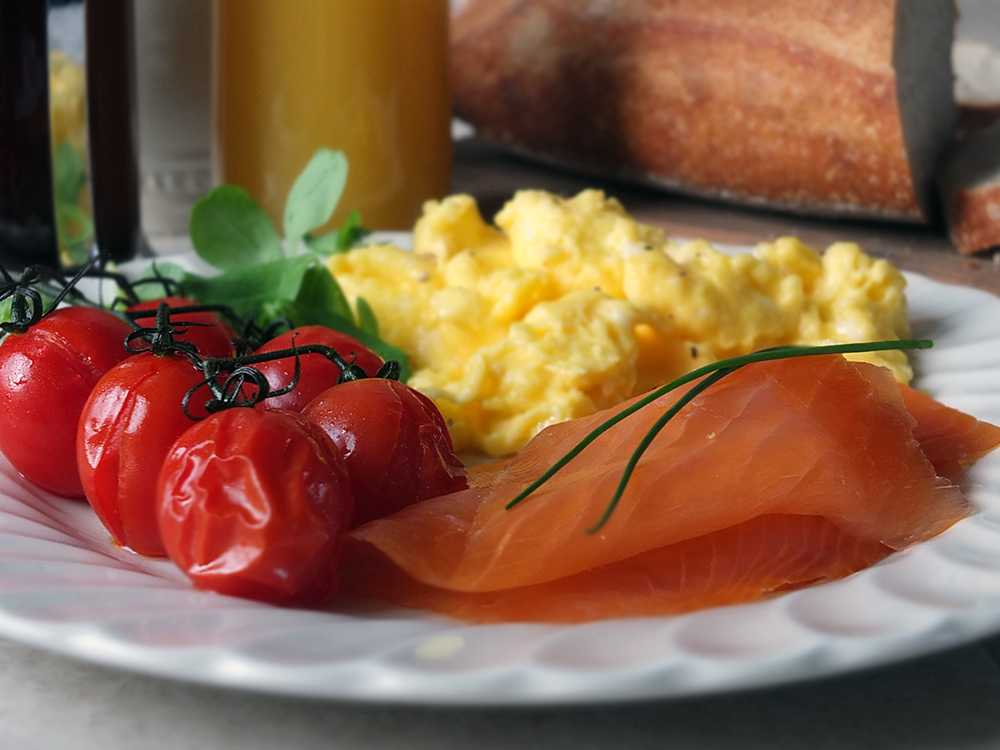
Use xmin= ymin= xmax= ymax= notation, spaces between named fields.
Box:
xmin=328 ymin=190 xmax=911 ymax=456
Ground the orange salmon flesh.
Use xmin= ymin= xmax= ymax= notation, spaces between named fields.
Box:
xmin=341 ymin=355 xmax=1000 ymax=623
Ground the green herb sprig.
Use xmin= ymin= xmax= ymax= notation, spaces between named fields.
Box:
xmin=505 ymin=339 xmax=933 ymax=533
xmin=136 ymin=149 xmax=408 ymax=379
xmin=53 ymin=142 xmax=95 ymax=266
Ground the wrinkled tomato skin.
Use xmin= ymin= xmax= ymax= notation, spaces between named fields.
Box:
xmin=77 ymin=352 xmax=213 ymax=556
xmin=0 ymin=307 xmax=133 ymax=497
xmin=157 ymin=408 xmax=354 ymax=607
xmin=254 ymin=326 xmax=385 ymax=412
xmin=127 ymin=297 xmax=236 ymax=358
xmin=302 ymin=379 xmax=466 ymax=528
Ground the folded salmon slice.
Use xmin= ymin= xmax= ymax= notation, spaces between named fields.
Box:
xmin=899 ymin=384 xmax=1000 ymax=483
xmin=341 ymin=355 xmax=1000 ymax=623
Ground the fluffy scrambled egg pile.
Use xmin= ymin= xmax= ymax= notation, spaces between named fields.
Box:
xmin=328 ymin=190 xmax=911 ymax=456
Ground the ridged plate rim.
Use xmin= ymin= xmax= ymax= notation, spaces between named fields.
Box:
xmin=0 ymin=260 xmax=998 ymax=706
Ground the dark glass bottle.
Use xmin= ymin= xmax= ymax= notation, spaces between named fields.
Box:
xmin=86 ymin=0 xmax=141 ymax=264
xmin=0 ymin=0 xmax=141 ymax=271
xmin=0 ymin=0 xmax=59 ymax=269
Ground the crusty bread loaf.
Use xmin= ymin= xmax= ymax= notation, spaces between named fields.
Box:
xmin=938 ymin=119 xmax=1000 ymax=254
xmin=936 ymin=36 xmax=1000 ymax=255
xmin=451 ymin=0 xmax=956 ymax=223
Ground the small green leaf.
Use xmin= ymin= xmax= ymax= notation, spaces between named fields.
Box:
xmin=53 ymin=142 xmax=93 ymax=265
xmin=133 ymin=262 xmax=188 ymax=302
xmin=337 ymin=209 xmax=370 ymax=253
xmin=304 ymin=230 xmax=341 ymax=256
xmin=305 ymin=210 xmax=371 ymax=256
xmin=256 ymin=299 xmax=300 ymax=332
xmin=57 ymin=203 xmax=93 ymax=241
xmin=53 ymin=142 xmax=86 ymax=204
xmin=286 ymin=300 xmax=412 ymax=382
xmin=190 ymin=185 xmax=284 ymax=271
xmin=0 ymin=289 xmax=57 ymax=328
xmin=355 ymin=297 xmax=379 ymax=337
xmin=284 ymin=149 xmax=348 ymax=253
xmin=56 ymin=202 xmax=95 ymax=266
xmin=179 ymin=255 xmax=315 ymax=318
xmin=295 ymin=265 xmax=355 ymax=321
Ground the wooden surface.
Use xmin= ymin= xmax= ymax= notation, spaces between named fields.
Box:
xmin=453 ymin=138 xmax=1000 ymax=297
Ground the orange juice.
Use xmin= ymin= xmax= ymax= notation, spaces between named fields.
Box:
xmin=212 ymin=0 xmax=452 ymax=231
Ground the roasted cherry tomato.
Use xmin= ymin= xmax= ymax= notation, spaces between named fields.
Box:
xmin=302 ymin=378 xmax=466 ymax=528
xmin=77 ymin=351 xmax=215 ymax=555
xmin=254 ymin=326 xmax=385 ymax=412
xmin=127 ymin=297 xmax=236 ymax=358
xmin=0 ymin=306 xmax=133 ymax=497
xmin=157 ymin=408 xmax=354 ymax=606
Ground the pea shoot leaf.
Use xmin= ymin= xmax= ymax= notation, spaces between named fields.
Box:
xmin=190 ymin=185 xmax=284 ymax=271
xmin=295 ymin=265 xmax=355 ymax=322
xmin=355 ymin=297 xmax=379 ymax=337
xmin=152 ymin=148 xmax=411 ymax=377
xmin=304 ymin=231 xmax=340 ymax=256
xmin=132 ymin=261 xmax=188 ymax=302
xmin=305 ymin=209 xmax=370 ymax=256
xmin=53 ymin=142 xmax=86 ymax=205
xmin=0 ymin=288 xmax=57 ymax=330
xmin=284 ymin=149 xmax=348 ymax=254
xmin=282 ymin=301 xmax=412 ymax=382
xmin=178 ymin=255 xmax=315 ymax=319
xmin=338 ymin=210 xmax=371 ymax=252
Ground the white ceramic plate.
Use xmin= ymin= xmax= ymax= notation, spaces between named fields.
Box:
xmin=0 ymin=271 xmax=999 ymax=706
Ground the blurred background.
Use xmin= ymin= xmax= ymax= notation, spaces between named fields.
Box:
xmin=130 ymin=0 xmax=999 ymax=234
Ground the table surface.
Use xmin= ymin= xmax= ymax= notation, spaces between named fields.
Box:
xmin=4 ymin=139 xmax=1000 ymax=750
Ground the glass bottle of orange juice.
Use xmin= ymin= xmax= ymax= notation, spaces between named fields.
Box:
xmin=212 ymin=0 xmax=452 ymax=231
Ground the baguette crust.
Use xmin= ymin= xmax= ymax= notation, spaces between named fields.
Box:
xmin=452 ymin=0 xmax=955 ymax=222
xmin=938 ymin=121 xmax=1000 ymax=254
xmin=948 ymin=186 xmax=1000 ymax=254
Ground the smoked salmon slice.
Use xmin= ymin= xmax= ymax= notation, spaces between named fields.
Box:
xmin=340 ymin=355 xmax=1000 ymax=623
xmin=899 ymin=384 xmax=1000 ymax=483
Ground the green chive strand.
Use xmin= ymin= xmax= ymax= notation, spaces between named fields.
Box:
xmin=504 ymin=339 xmax=933 ymax=524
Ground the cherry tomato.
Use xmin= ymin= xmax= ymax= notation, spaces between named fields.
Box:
xmin=127 ymin=297 xmax=236 ymax=358
xmin=254 ymin=326 xmax=385 ymax=412
xmin=77 ymin=351 xmax=215 ymax=556
xmin=157 ymin=408 xmax=354 ymax=607
xmin=0 ymin=306 xmax=133 ymax=497
xmin=302 ymin=378 xmax=466 ymax=528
